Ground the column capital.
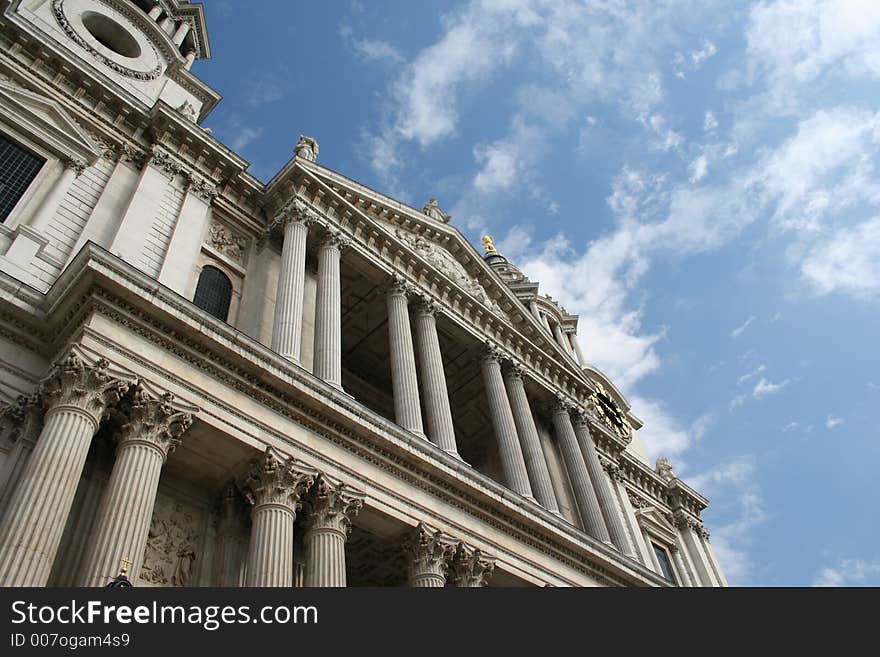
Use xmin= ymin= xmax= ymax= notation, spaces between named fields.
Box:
xmin=600 ymin=457 xmax=626 ymax=483
xmin=0 ymin=393 xmax=42 ymax=445
xmin=413 ymin=293 xmax=439 ymax=317
xmin=241 ymin=448 xmax=317 ymax=512
xmin=386 ymin=272 xmax=416 ymax=297
xmin=501 ymin=359 xmax=525 ymax=381
xmin=38 ymin=352 xmax=129 ymax=428
xmin=318 ymin=227 xmax=351 ymax=252
xmin=403 ymin=523 xmax=455 ymax=580
xmin=302 ymin=476 xmax=365 ymax=536
xmin=114 ymin=383 xmax=194 ymax=458
xmin=450 ymin=543 xmax=496 ymax=587
xmin=63 ymin=157 xmax=88 ymax=177
xmin=481 ymin=341 xmax=508 ymax=365
xmin=550 ymin=393 xmax=576 ymax=416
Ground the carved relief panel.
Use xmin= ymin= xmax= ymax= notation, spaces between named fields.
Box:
xmin=139 ymin=491 xmax=204 ymax=587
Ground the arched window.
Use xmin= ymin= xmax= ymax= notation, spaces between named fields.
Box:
xmin=193 ymin=265 xmax=232 ymax=322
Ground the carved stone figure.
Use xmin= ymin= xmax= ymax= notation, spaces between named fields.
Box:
xmin=139 ymin=496 xmax=201 ymax=587
xmin=656 ymin=457 xmax=676 ymax=482
xmin=294 ymin=135 xmax=319 ymax=162
xmin=208 ymin=221 xmax=248 ymax=263
xmin=421 ymin=198 xmax=451 ymax=223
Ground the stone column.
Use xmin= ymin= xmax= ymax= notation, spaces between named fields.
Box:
xmin=701 ymin=532 xmax=729 ymax=587
xmin=214 ymin=484 xmax=249 ymax=587
xmin=242 ymin=449 xmax=317 ymax=587
xmin=670 ymin=544 xmax=693 ymax=587
xmin=27 ymin=159 xmax=83 ymax=232
xmin=413 ymin=298 xmax=458 ymax=455
xmin=386 ymin=277 xmax=424 ymax=436
xmin=302 ymin=477 xmax=364 ymax=587
xmin=78 ymin=385 xmax=193 ymax=586
xmin=674 ymin=526 xmax=701 ymax=587
xmin=313 ymin=230 xmax=347 ymax=388
xmin=481 ymin=346 xmax=533 ymax=500
xmin=572 ymin=414 xmax=634 ymax=556
xmin=449 ymin=543 xmax=495 ymax=587
xmin=271 ymin=202 xmax=315 ymax=363
xmin=550 ymin=400 xmax=611 ymax=544
xmin=0 ymin=354 xmax=128 ymax=587
xmin=553 ymin=323 xmax=571 ymax=355
xmin=569 ymin=332 xmax=587 ymax=367
xmin=502 ymin=365 xmax=558 ymax=512
xmin=675 ymin=512 xmax=719 ymax=587
xmin=403 ymin=523 xmax=454 ymax=587
xmin=0 ymin=395 xmax=42 ymax=520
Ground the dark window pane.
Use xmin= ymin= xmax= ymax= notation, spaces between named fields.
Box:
xmin=0 ymin=135 xmax=45 ymax=223
xmin=653 ymin=543 xmax=677 ymax=583
xmin=193 ymin=265 xmax=232 ymax=321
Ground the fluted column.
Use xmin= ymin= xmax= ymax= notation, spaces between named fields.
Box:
xmin=570 ymin=332 xmax=587 ymax=366
xmin=674 ymin=512 xmax=718 ymax=587
xmin=313 ymin=230 xmax=347 ymax=388
xmin=502 ymin=365 xmax=558 ymax=512
xmin=243 ymin=449 xmax=317 ymax=587
xmin=78 ymin=385 xmax=193 ymax=586
xmin=302 ymin=477 xmax=364 ymax=587
xmin=550 ymin=400 xmax=611 ymax=544
xmin=449 ymin=543 xmax=495 ymax=587
xmin=572 ymin=413 xmax=634 ymax=556
xmin=271 ymin=202 xmax=316 ymax=362
xmin=214 ymin=484 xmax=249 ymax=587
xmin=670 ymin=544 xmax=693 ymax=587
xmin=413 ymin=298 xmax=458 ymax=454
xmin=701 ymin=532 xmax=729 ymax=587
xmin=481 ymin=347 xmax=533 ymax=500
xmin=553 ymin=322 xmax=571 ymax=355
xmin=404 ymin=523 xmax=455 ymax=587
xmin=387 ymin=277 xmax=424 ymax=436
xmin=0 ymin=354 xmax=127 ymax=587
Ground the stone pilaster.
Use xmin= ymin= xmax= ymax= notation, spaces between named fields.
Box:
xmin=669 ymin=544 xmax=693 ymax=587
xmin=78 ymin=384 xmax=194 ymax=586
xmin=214 ymin=483 xmax=249 ymax=587
xmin=313 ymin=230 xmax=348 ymax=388
xmin=386 ymin=276 xmax=424 ymax=436
xmin=302 ymin=476 xmax=364 ymax=587
xmin=271 ymin=201 xmax=317 ymax=362
xmin=0 ymin=395 xmax=42 ymax=520
xmin=674 ymin=511 xmax=719 ymax=587
xmin=413 ymin=297 xmax=459 ymax=455
xmin=242 ymin=449 xmax=317 ymax=587
xmin=403 ymin=523 xmax=455 ymax=587
xmin=700 ymin=531 xmax=729 ymax=587
xmin=550 ymin=399 xmax=611 ymax=545
xmin=572 ymin=413 xmax=634 ymax=556
xmin=502 ymin=364 xmax=559 ymax=512
xmin=0 ymin=354 xmax=128 ymax=587
xmin=449 ymin=543 xmax=495 ymax=587
xmin=481 ymin=346 xmax=534 ymax=500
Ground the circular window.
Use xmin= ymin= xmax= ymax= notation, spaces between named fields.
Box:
xmin=81 ymin=11 xmax=141 ymax=59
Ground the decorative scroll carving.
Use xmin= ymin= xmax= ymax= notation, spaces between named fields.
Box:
xmin=449 ymin=543 xmax=495 ymax=587
xmin=139 ymin=495 xmax=201 ymax=587
xmin=207 ymin=221 xmax=248 ymax=263
xmin=38 ymin=353 xmax=128 ymax=424
xmin=392 ymin=227 xmax=502 ymax=313
xmin=187 ymin=174 xmax=219 ymax=202
xmin=115 ymin=383 xmax=193 ymax=457
xmin=241 ymin=448 xmax=317 ymax=511
xmin=302 ymin=476 xmax=364 ymax=536
xmin=149 ymin=146 xmax=185 ymax=179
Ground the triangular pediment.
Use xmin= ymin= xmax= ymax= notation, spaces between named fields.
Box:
xmin=284 ymin=160 xmax=591 ymax=383
xmin=0 ymin=79 xmax=102 ymax=161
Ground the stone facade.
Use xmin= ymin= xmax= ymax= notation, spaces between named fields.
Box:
xmin=0 ymin=0 xmax=726 ymax=587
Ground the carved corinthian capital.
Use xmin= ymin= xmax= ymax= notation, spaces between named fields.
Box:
xmin=403 ymin=523 xmax=455 ymax=580
xmin=450 ymin=543 xmax=496 ymax=587
xmin=242 ymin=448 xmax=317 ymax=512
xmin=0 ymin=393 xmax=42 ymax=445
xmin=302 ymin=476 xmax=365 ymax=536
xmin=115 ymin=383 xmax=194 ymax=458
xmin=38 ymin=353 xmax=129 ymax=426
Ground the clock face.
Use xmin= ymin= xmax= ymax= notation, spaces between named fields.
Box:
xmin=52 ymin=0 xmax=163 ymax=80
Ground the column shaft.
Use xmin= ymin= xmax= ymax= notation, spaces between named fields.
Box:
xmin=413 ymin=306 xmax=457 ymax=453
xmin=313 ymin=238 xmax=343 ymax=387
xmin=671 ymin=546 xmax=693 ymax=587
xmin=304 ymin=528 xmax=347 ymax=587
xmin=78 ymin=442 xmax=165 ymax=586
xmin=680 ymin=523 xmax=718 ymax=587
xmin=503 ymin=371 xmax=558 ymax=512
xmin=0 ymin=407 xmax=96 ymax=586
xmin=272 ymin=218 xmax=309 ymax=361
xmin=387 ymin=286 xmax=424 ymax=435
xmin=573 ymin=420 xmax=633 ymax=555
xmin=701 ymin=535 xmax=729 ymax=587
xmin=246 ymin=504 xmax=294 ymax=587
xmin=481 ymin=355 xmax=533 ymax=499
xmin=570 ymin=332 xmax=587 ymax=366
xmin=551 ymin=407 xmax=610 ymax=543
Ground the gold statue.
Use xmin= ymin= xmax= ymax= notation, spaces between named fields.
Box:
xmin=482 ymin=235 xmax=497 ymax=254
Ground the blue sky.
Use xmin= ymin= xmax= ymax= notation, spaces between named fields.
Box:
xmin=194 ymin=1 xmax=880 ymax=586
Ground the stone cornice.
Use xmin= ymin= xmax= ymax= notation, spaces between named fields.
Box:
xmin=0 ymin=244 xmax=670 ymax=588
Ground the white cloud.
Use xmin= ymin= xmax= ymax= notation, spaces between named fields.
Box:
xmin=228 ymin=127 xmax=262 ymax=152
xmin=781 ymin=421 xmax=799 ymax=432
xmin=704 ymin=111 xmax=719 ymax=132
xmin=801 ymin=217 xmax=880 ymax=298
xmin=689 ymin=154 xmax=709 ymax=183
xmin=353 ymin=38 xmax=404 ymax=64
xmin=691 ymin=39 xmax=718 ymax=66
xmin=737 ymin=364 xmax=767 ymax=385
xmin=245 ymin=79 xmax=283 ymax=108
xmin=813 ymin=558 xmax=880 ymax=587
xmin=825 ymin=415 xmax=845 ymax=429
xmin=752 ymin=377 xmax=790 ymax=399
xmin=731 ymin=315 xmax=756 ymax=339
